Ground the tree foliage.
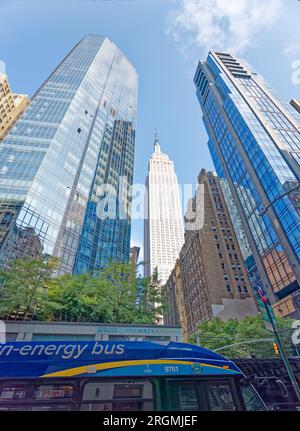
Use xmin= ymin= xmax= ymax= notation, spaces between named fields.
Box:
xmin=189 ymin=315 xmax=295 ymax=359
xmin=0 ymin=255 xmax=59 ymax=320
xmin=0 ymin=257 xmax=163 ymax=325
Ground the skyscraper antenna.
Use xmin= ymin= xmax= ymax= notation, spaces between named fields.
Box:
xmin=154 ymin=129 xmax=160 ymax=152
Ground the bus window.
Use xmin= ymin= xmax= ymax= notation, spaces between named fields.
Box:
xmin=0 ymin=382 xmax=75 ymax=411
xmin=240 ymin=385 xmax=266 ymax=411
xmin=0 ymin=385 xmax=27 ymax=402
xmin=0 ymin=383 xmax=74 ymax=403
xmin=167 ymin=382 xmax=201 ymax=411
xmin=205 ymin=382 xmax=237 ymax=411
xmin=80 ymin=380 xmax=154 ymax=411
xmin=33 ymin=385 xmax=74 ymax=401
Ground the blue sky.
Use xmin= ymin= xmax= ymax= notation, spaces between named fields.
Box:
xmin=1 ymin=0 xmax=300 ymax=257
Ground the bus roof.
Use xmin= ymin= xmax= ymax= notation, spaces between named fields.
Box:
xmin=0 ymin=341 xmax=241 ymax=378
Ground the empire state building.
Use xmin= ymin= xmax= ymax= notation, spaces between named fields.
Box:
xmin=144 ymin=135 xmax=184 ymax=285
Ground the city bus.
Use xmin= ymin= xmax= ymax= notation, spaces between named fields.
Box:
xmin=0 ymin=340 xmax=267 ymax=411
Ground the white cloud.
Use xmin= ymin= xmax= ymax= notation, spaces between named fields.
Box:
xmin=166 ymin=0 xmax=283 ymax=56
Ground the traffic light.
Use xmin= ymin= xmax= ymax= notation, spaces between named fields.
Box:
xmin=273 ymin=342 xmax=280 ymax=355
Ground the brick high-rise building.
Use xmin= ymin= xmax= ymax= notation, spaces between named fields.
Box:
xmin=291 ymin=99 xmax=300 ymax=114
xmin=163 ymin=169 xmax=258 ymax=337
xmin=163 ymin=265 xmax=180 ymax=327
xmin=129 ymin=246 xmax=140 ymax=274
xmin=0 ymin=74 xmax=29 ymax=141
xmin=163 ymin=261 xmax=189 ymax=338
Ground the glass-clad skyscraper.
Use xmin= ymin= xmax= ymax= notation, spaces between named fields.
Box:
xmin=0 ymin=35 xmax=138 ymax=274
xmin=194 ymin=52 xmax=300 ymax=318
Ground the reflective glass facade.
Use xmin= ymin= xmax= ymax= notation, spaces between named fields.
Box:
xmin=194 ymin=52 xmax=300 ymax=317
xmin=0 ymin=35 xmax=138 ymax=274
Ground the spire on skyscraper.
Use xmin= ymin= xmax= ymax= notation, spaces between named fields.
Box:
xmin=154 ymin=128 xmax=161 ymax=153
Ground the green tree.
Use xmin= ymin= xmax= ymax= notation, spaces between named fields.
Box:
xmin=134 ymin=268 xmax=164 ymax=324
xmin=94 ymin=260 xmax=164 ymax=324
xmin=189 ymin=315 xmax=295 ymax=359
xmin=97 ymin=260 xmax=137 ymax=323
xmin=0 ymin=255 xmax=59 ymax=320
xmin=39 ymin=272 xmax=113 ymax=322
xmin=276 ymin=316 xmax=295 ymax=357
xmin=0 ymin=258 xmax=165 ymax=324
